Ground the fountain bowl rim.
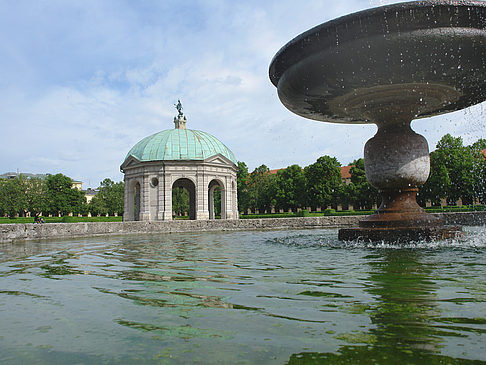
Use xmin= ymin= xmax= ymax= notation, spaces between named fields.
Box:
xmin=269 ymin=0 xmax=486 ymax=87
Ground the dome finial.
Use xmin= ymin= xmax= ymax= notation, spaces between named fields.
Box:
xmin=174 ymin=99 xmax=187 ymax=129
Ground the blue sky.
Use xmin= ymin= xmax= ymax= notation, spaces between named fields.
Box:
xmin=1 ymin=0 xmax=484 ymax=188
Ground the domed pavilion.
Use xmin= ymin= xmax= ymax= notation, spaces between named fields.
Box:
xmin=120 ymin=103 xmax=238 ymax=221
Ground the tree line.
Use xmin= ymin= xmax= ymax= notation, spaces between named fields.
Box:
xmin=0 ymin=174 xmax=124 ymax=218
xmin=1 ymin=134 xmax=484 ymax=218
xmin=418 ymin=134 xmax=486 ymax=206
xmin=237 ymin=157 xmax=380 ymax=214
xmin=237 ymin=134 xmax=486 ymax=214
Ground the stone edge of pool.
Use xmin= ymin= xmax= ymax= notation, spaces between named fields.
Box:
xmin=1 ymin=212 xmax=485 ymax=243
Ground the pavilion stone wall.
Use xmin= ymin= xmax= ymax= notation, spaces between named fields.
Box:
xmin=1 ymin=212 xmax=485 ymax=243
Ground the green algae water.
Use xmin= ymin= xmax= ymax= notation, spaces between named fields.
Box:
xmin=1 ymin=227 xmax=486 ymax=364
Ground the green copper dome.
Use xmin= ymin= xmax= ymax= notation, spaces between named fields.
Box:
xmin=124 ymin=128 xmax=237 ymax=165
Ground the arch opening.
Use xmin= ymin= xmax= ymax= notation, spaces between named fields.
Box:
xmin=172 ymin=178 xmax=196 ymax=220
xmin=209 ymin=180 xmax=225 ymax=220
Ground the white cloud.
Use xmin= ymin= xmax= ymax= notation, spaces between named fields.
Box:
xmin=0 ymin=0 xmax=484 ymax=187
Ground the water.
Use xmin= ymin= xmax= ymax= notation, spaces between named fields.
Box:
xmin=1 ymin=227 xmax=486 ymax=364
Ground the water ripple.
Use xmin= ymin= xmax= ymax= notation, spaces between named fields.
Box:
xmin=0 ymin=228 xmax=485 ymax=363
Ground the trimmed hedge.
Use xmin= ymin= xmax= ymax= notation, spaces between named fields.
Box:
xmin=2 ymin=205 xmax=484 ymax=224
xmin=0 ymin=216 xmax=123 ymax=224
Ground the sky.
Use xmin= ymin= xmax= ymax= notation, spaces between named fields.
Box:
xmin=1 ymin=0 xmax=484 ymax=189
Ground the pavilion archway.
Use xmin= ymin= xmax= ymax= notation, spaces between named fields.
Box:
xmin=208 ymin=179 xmax=225 ymax=219
xmin=172 ymin=178 xmax=196 ymax=220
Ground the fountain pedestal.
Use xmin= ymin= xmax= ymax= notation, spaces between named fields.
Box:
xmin=341 ymin=119 xmax=461 ymax=241
xmin=269 ymin=0 xmax=486 ymax=241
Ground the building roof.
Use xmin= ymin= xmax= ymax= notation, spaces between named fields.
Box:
xmin=340 ymin=165 xmax=352 ymax=179
xmin=123 ymin=128 xmax=237 ymax=165
xmin=0 ymin=172 xmax=48 ymax=180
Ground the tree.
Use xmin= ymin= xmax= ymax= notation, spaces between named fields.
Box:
xmin=471 ymin=138 xmax=486 ymax=151
xmin=172 ymin=187 xmax=189 ymax=216
xmin=433 ymin=134 xmax=475 ymax=205
xmin=418 ymin=151 xmax=450 ymax=206
xmin=46 ymin=174 xmax=86 ymax=216
xmin=25 ymin=177 xmax=48 ymax=215
xmin=304 ymin=156 xmax=342 ymax=210
xmin=418 ymin=134 xmax=486 ymax=206
xmin=88 ymin=194 xmax=108 ymax=216
xmin=214 ymin=187 xmax=222 ymax=216
xmin=248 ymin=165 xmax=276 ymax=213
xmin=470 ymin=139 xmax=486 ymax=204
xmin=348 ymin=158 xmax=380 ymax=210
xmin=237 ymin=161 xmax=250 ymax=214
xmin=275 ymin=164 xmax=306 ymax=212
xmin=0 ymin=177 xmax=27 ymax=218
xmin=89 ymin=179 xmax=124 ymax=216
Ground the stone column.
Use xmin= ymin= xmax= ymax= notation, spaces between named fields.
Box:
xmin=157 ymin=173 xmax=166 ymax=220
xmin=223 ymin=176 xmax=234 ymax=220
xmin=139 ymin=174 xmax=151 ymax=221
xmin=208 ymin=185 xmax=215 ymax=219
xmin=196 ymin=173 xmax=209 ymax=220
xmin=233 ymin=178 xmax=239 ymax=219
xmin=161 ymin=174 xmax=173 ymax=220
xmin=123 ymin=177 xmax=133 ymax=221
xmin=220 ymin=182 xmax=227 ymax=219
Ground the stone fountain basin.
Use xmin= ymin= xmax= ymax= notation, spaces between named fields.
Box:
xmin=269 ymin=0 xmax=486 ymax=124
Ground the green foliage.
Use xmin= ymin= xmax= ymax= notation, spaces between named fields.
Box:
xmin=88 ymin=179 xmax=124 ymax=216
xmin=275 ymin=164 xmax=306 ymax=212
xmin=418 ymin=151 xmax=451 ymax=206
xmin=424 ymin=205 xmax=485 ymax=213
xmin=0 ymin=173 xmax=124 ymax=218
xmin=347 ymin=158 xmax=380 ymax=210
xmin=25 ymin=177 xmax=48 ymax=214
xmin=213 ymin=188 xmax=222 ymax=216
xmin=419 ymin=134 xmax=481 ymax=205
xmin=237 ymin=161 xmax=250 ymax=214
xmin=238 ymin=209 xmax=375 ymax=219
xmin=0 ymin=216 xmax=123 ymax=224
xmin=248 ymin=165 xmax=277 ymax=213
xmin=61 ymin=216 xmax=78 ymax=223
xmin=295 ymin=209 xmax=310 ymax=217
xmin=304 ymin=156 xmax=342 ymax=210
xmin=172 ymin=187 xmax=189 ymax=216
xmin=239 ymin=212 xmax=295 ymax=219
xmin=237 ymin=134 xmax=484 ymax=215
xmin=45 ymin=174 xmax=87 ymax=216
xmin=469 ymin=140 xmax=486 ymax=204
xmin=0 ymin=177 xmax=27 ymax=217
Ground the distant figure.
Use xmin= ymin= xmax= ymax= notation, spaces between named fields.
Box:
xmin=34 ymin=213 xmax=44 ymax=224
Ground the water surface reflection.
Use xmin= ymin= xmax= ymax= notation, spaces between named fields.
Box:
xmin=1 ymin=228 xmax=485 ymax=364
